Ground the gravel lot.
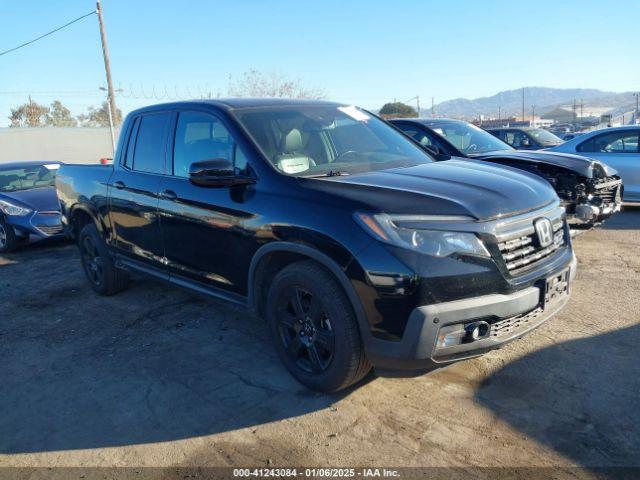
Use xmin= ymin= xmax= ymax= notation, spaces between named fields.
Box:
xmin=1 ymin=209 xmax=638 ymax=475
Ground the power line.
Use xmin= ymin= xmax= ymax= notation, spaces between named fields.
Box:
xmin=0 ymin=10 xmax=96 ymax=57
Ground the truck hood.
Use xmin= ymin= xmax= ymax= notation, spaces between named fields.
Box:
xmin=470 ymin=150 xmax=617 ymax=178
xmin=0 ymin=186 xmax=61 ymax=212
xmin=310 ymin=159 xmax=557 ymax=221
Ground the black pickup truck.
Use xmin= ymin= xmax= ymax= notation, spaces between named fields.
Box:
xmin=57 ymin=99 xmax=576 ymax=392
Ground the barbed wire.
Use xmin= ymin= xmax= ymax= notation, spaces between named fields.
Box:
xmin=116 ymin=83 xmax=220 ymax=101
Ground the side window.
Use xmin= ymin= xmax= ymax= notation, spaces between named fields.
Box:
xmin=578 ymin=131 xmax=640 ymax=153
xmin=173 ymin=111 xmax=248 ymax=178
xmin=132 ymin=113 xmax=171 ymax=174
xmin=505 ymin=130 xmax=528 ymax=147
xmin=397 ymin=126 xmax=433 ymax=147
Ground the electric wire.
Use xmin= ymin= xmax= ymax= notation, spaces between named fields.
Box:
xmin=0 ymin=11 xmax=96 ymax=57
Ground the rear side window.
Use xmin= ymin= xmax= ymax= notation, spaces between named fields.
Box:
xmin=123 ymin=118 xmax=140 ymax=169
xmin=132 ymin=113 xmax=172 ymax=174
xmin=578 ymin=130 xmax=640 ymax=153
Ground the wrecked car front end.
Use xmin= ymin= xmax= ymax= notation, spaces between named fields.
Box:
xmin=472 ymin=151 xmax=623 ymax=228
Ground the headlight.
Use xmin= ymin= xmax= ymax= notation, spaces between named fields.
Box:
xmin=355 ymin=213 xmax=490 ymax=258
xmin=0 ymin=199 xmax=32 ymax=216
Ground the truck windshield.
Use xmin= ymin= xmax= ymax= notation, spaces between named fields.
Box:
xmin=427 ymin=121 xmax=514 ymax=155
xmin=233 ymin=105 xmax=432 ymax=176
xmin=0 ymin=164 xmax=59 ymax=192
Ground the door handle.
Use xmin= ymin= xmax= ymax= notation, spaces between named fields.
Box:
xmin=113 ymin=181 xmax=126 ymax=189
xmin=159 ymin=189 xmax=178 ymax=200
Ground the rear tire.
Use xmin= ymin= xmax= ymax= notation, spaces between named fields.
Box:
xmin=78 ymin=223 xmax=129 ymax=296
xmin=0 ymin=218 xmax=18 ymax=253
xmin=266 ymin=260 xmax=371 ymax=392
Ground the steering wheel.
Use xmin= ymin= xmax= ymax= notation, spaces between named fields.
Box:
xmin=333 ymin=150 xmax=359 ymax=162
xmin=466 ymin=143 xmax=479 ymax=152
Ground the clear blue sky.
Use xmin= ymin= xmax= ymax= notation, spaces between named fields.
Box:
xmin=1 ymin=0 xmax=638 ymax=126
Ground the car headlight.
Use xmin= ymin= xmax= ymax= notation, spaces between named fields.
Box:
xmin=355 ymin=213 xmax=490 ymax=258
xmin=0 ymin=199 xmax=33 ymax=216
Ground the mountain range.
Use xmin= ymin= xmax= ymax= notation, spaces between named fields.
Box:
xmin=424 ymin=87 xmax=636 ymax=119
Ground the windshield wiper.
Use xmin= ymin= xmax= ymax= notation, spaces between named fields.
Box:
xmin=305 ymin=170 xmax=348 ymax=178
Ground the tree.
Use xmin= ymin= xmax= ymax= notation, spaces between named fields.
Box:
xmin=47 ymin=100 xmax=77 ymax=127
xmin=379 ymin=102 xmax=418 ymax=118
xmin=77 ymin=101 xmax=123 ymax=127
xmin=228 ymin=69 xmax=325 ymax=99
xmin=9 ymin=98 xmax=50 ymax=127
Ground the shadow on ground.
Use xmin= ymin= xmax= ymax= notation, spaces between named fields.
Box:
xmin=476 ymin=325 xmax=640 ymax=468
xmin=601 ymin=205 xmax=640 ymax=230
xmin=0 ymin=244 xmax=364 ymax=453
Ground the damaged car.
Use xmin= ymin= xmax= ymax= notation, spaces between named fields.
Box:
xmin=390 ymin=118 xmax=623 ymax=228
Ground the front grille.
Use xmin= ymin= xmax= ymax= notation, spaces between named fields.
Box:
xmin=36 ymin=225 xmax=64 ymax=235
xmin=490 ymin=307 xmax=543 ymax=338
xmin=593 ymin=177 xmax=621 ymax=204
xmin=498 ymin=219 xmax=565 ymax=273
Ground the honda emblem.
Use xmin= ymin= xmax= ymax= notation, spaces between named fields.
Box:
xmin=534 ymin=218 xmax=554 ymax=247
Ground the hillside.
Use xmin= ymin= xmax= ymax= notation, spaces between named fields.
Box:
xmin=427 ymin=87 xmax=635 ymax=119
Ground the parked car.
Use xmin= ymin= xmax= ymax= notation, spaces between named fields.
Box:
xmin=390 ymin=118 xmax=622 ymax=227
xmin=57 ymin=99 xmax=576 ymax=392
xmin=486 ymin=127 xmax=564 ymax=150
xmin=0 ymin=160 xmax=64 ymax=253
xmin=547 ymin=126 xmax=640 ymax=202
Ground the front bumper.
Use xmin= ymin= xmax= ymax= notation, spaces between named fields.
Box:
xmin=367 ymin=254 xmax=577 ymax=375
xmin=8 ymin=210 xmax=65 ymax=242
xmin=570 ymin=178 xmax=623 ymax=226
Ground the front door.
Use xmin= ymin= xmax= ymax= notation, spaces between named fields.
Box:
xmin=109 ymin=112 xmax=172 ymax=265
xmin=157 ymin=110 xmax=256 ymax=294
xmin=577 ymin=129 xmax=640 ymax=201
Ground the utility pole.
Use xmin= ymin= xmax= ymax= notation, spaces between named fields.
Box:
xmin=416 ymin=95 xmax=420 ymax=117
xmin=572 ymin=99 xmax=577 ymax=124
xmin=96 ymin=0 xmax=118 ymax=133
xmin=580 ymin=99 xmax=584 ymax=120
xmin=431 ymin=97 xmax=434 ymax=116
xmin=634 ymin=92 xmax=639 ymax=124
xmin=498 ymin=106 xmax=501 ymax=121
xmin=521 ymin=87 xmax=525 ymax=122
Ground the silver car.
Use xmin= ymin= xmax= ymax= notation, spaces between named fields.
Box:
xmin=548 ymin=126 xmax=640 ymax=201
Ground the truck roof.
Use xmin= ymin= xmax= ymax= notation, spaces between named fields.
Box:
xmin=127 ymin=98 xmax=345 ymax=116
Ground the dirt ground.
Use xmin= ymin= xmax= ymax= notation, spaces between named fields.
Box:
xmin=0 ymin=209 xmax=638 ymax=475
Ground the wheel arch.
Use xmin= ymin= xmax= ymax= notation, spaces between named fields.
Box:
xmin=248 ymin=241 xmax=370 ymax=339
xmin=68 ymin=205 xmax=102 ymax=240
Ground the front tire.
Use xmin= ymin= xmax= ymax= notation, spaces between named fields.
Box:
xmin=0 ymin=218 xmax=18 ymax=253
xmin=266 ymin=260 xmax=371 ymax=392
xmin=78 ymin=223 xmax=129 ymax=295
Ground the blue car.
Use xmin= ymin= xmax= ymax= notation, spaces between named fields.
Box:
xmin=0 ymin=161 xmax=65 ymax=253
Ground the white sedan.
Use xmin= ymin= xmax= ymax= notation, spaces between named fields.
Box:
xmin=548 ymin=126 xmax=639 ymax=202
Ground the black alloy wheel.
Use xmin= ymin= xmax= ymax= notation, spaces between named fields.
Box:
xmin=275 ymin=286 xmax=336 ymax=373
xmin=80 ymin=234 xmax=104 ymax=288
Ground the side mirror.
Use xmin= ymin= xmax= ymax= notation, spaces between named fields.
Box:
xmin=188 ymin=159 xmax=254 ymax=188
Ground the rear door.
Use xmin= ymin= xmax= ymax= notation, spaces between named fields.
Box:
xmin=108 ymin=111 xmax=172 ymax=265
xmin=576 ymin=129 xmax=640 ymax=200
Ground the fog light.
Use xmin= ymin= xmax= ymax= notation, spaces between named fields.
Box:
xmin=464 ymin=321 xmax=490 ymax=342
